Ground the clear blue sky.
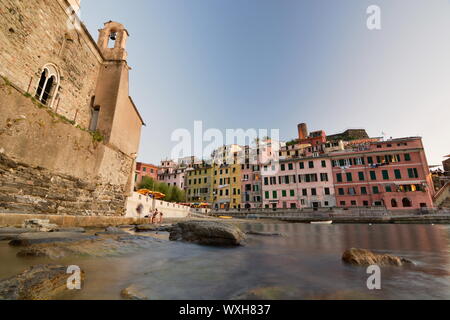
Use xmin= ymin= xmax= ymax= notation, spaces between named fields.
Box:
xmin=82 ymin=0 xmax=450 ymax=166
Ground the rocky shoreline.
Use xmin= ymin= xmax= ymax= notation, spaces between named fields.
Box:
xmin=0 ymin=219 xmax=248 ymax=300
xmin=0 ymin=218 xmax=446 ymax=300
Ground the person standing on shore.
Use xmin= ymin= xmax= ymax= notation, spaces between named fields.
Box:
xmin=159 ymin=211 xmax=164 ymax=224
xmin=152 ymin=209 xmax=159 ymax=224
xmin=136 ymin=203 xmax=144 ymax=219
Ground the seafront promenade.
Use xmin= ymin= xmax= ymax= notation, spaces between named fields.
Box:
xmin=210 ymin=207 xmax=450 ymax=224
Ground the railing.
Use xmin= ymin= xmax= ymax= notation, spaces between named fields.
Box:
xmin=434 ymin=182 xmax=450 ymax=206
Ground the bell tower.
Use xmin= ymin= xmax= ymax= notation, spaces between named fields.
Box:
xmin=97 ymin=21 xmax=129 ymax=61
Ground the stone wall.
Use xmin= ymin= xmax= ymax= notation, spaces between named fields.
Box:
xmin=0 ymin=152 xmax=126 ymax=216
xmin=0 ymin=0 xmax=102 ymax=128
xmin=0 ymin=78 xmax=133 ymax=216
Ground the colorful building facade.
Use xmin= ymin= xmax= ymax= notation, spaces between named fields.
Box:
xmin=330 ymin=137 xmax=435 ymax=209
xmin=261 ymin=156 xmax=336 ymax=209
xmin=135 ymin=162 xmax=159 ymax=186
xmin=186 ymin=165 xmax=214 ymax=203
xmin=212 ymin=163 xmax=242 ymax=209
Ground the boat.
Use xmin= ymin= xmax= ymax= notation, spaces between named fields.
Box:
xmin=219 ymin=216 xmax=233 ymax=220
xmin=310 ymin=220 xmax=333 ymax=225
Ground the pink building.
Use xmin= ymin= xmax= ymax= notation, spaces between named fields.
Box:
xmin=158 ymin=160 xmax=187 ymax=190
xmin=241 ymin=163 xmax=263 ymax=209
xmin=330 ymin=137 xmax=435 ymax=210
xmin=261 ymin=156 xmax=336 ymax=209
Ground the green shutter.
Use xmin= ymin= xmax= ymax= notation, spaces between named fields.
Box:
xmin=358 ymin=172 xmax=365 ymax=181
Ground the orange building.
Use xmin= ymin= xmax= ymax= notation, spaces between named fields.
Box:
xmin=135 ymin=162 xmax=159 ymax=186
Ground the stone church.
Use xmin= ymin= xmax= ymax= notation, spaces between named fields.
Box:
xmin=0 ymin=0 xmax=145 ymax=217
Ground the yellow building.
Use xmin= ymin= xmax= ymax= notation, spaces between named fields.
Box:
xmin=213 ymin=163 xmax=242 ymax=209
xmin=186 ymin=165 xmax=213 ymax=203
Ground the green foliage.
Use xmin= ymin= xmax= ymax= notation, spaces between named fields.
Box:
xmin=90 ymin=130 xmax=104 ymax=142
xmin=286 ymin=139 xmax=298 ymax=146
xmin=138 ymin=176 xmax=186 ymax=203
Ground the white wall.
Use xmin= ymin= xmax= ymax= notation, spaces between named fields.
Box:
xmin=125 ymin=192 xmax=210 ymax=218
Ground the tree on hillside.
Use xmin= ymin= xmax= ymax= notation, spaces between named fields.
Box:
xmin=138 ymin=176 xmax=185 ymax=203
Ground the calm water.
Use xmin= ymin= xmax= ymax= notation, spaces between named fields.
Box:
xmin=1 ymin=223 xmax=450 ymax=300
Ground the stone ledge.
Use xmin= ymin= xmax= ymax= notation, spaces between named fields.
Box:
xmin=0 ymin=213 xmax=150 ymax=228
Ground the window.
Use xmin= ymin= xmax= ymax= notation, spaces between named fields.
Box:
xmin=320 ymin=173 xmax=328 ymax=182
xmin=373 ymin=186 xmax=380 ymax=194
xmin=302 ymin=189 xmax=308 ymax=196
xmin=324 ymin=188 xmax=330 ymax=195
xmin=340 ymin=201 xmax=346 ymax=206
xmin=89 ymin=104 xmax=100 ymax=131
xmin=402 ymin=198 xmax=412 ymax=208
xmin=346 ymin=173 xmax=353 ymax=182
xmin=290 ymin=190 xmax=295 ymax=197
xmin=408 ymin=168 xmax=419 ymax=179
xmin=35 ymin=64 xmax=60 ymax=107
xmin=358 ymin=172 xmax=365 ymax=181
xmin=265 ymin=191 xmax=270 ymax=199
xmin=281 ymin=164 xmax=286 ymax=171
xmin=272 ymin=191 xmax=278 ymax=199
xmin=288 ymin=163 xmax=294 ymax=171
xmin=299 ymin=162 xmax=305 ymax=169
xmin=351 ymin=201 xmax=357 ymax=206
xmin=391 ymin=199 xmax=398 ymax=207
xmin=367 ymin=157 xmax=373 ymax=164
xmin=382 ymin=170 xmax=389 ymax=180
xmin=311 ymin=188 xmax=317 ymax=196
xmin=363 ymin=201 xmax=369 ymax=207
xmin=394 ymin=169 xmax=402 ymax=179
xmin=336 ymin=173 xmax=343 ymax=183
xmin=386 ymin=185 xmax=392 ymax=192
xmin=282 ymin=190 xmax=287 ymax=197
xmin=370 ymin=171 xmax=377 ymax=180
xmin=321 ymin=160 xmax=327 ymax=168
xmin=309 ymin=161 xmax=314 ymax=169
xmin=348 ymin=188 xmax=356 ymax=195
xmin=404 ymin=154 xmax=411 ymax=161
xmin=338 ymin=188 xmax=345 ymax=196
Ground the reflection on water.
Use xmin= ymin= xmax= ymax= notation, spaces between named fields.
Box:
xmin=1 ymin=224 xmax=450 ymax=300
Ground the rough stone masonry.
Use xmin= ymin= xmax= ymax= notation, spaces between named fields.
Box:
xmin=0 ymin=0 xmax=145 ymax=218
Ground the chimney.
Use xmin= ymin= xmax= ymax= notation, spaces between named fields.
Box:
xmin=298 ymin=123 xmax=308 ymax=140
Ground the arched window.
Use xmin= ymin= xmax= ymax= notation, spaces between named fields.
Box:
xmin=35 ymin=64 xmax=60 ymax=108
xmin=402 ymin=198 xmax=412 ymax=208
xmin=391 ymin=199 xmax=398 ymax=208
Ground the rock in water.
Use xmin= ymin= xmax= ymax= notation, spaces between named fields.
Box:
xmin=23 ymin=219 xmax=58 ymax=232
xmin=342 ymin=248 xmax=413 ymax=267
xmin=95 ymin=227 xmax=129 ymax=236
xmin=121 ymin=285 xmax=148 ymax=300
xmin=246 ymin=231 xmax=284 ymax=237
xmin=53 ymin=228 xmax=86 ymax=233
xmin=9 ymin=232 xmax=97 ymax=247
xmin=169 ymin=221 xmax=246 ymax=246
xmin=0 ymin=265 xmax=84 ymax=300
xmin=0 ymin=228 xmax=38 ymax=234
xmin=135 ymin=224 xmax=158 ymax=232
